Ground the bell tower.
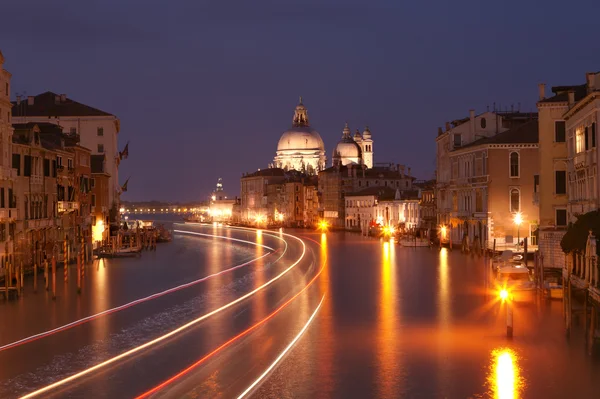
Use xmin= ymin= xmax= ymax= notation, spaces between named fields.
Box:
xmin=361 ymin=126 xmax=373 ymax=168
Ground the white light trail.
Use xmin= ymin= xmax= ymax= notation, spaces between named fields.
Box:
xmin=20 ymin=228 xmax=304 ymax=399
xmin=173 ymin=229 xmax=275 ymax=251
xmin=237 ymin=294 xmax=326 ymax=399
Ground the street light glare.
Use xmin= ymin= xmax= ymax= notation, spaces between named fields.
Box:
xmin=513 ymin=212 xmax=523 ymax=226
xmin=499 ymin=289 xmax=509 ymax=301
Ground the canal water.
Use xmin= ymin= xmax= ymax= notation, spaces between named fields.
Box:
xmin=255 ymin=231 xmax=600 ymax=399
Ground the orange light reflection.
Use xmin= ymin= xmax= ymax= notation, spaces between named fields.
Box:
xmin=488 ymin=348 xmax=524 ymax=399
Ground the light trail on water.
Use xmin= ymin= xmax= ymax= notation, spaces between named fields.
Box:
xmin=134 ymin=234 xmax=329 ymax=398
xmin=0 ymin=232 xmax=276 ymax=353
xmin=237 ymin=294 xmax=326 ymax=399
xmin=19 ymin=228 xmax=304 ymax=399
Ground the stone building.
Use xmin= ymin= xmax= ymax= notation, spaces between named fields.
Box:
xmin=12 ymin=91 xmax=121 ymax=214
xmin=91 ymin=155 xmax=111 ymax=246
xmin=537 ymin=83 xmax=588 ymax=268
xmin=273 ymin=99 xmax=326 ymax=173
xmin=0 ymin=51 xmax=17 ymax=269
xmin=319 ymin=163 xmax=414 ymax=229
xmin=439 ymin=119 xmax=539 ymax=250
xmin=332 ymin=123 xmax=374 ymax=168
xmin=564 ymin=72 xmax=600 ymax=224
xmin=240 ymin=168 xmax=286 ymax=223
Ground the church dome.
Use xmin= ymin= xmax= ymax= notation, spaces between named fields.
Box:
xmin=333 ymin=123 xmax=362 ymax=166
xmin=277 ymin=126 xmax=325 ymax=152
xmin=274 ymin=98 xmax=326 ymax=173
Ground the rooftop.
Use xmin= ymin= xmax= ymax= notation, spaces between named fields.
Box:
xmin=538 ymin=84 xmax=587 ymax=104
xmin=12 ymin=91 xmax=114 ymax=117
xmin=458 ymin=119 xmax=538 ymax=150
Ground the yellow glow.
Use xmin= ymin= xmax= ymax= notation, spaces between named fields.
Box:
xmin=489 ymin=348 xmax=523 ymax=399
xmin=119 ymin=207 xmax=125 ymax=213
xmin=382 ymin=226 xmax=395 ymax=236
xmin=211 ymin=195 xmax=216 ymax=201
xmin=513 ymin=212 xmax=522 ymax=226
xmin=318 ymin=220 xmax=329 ymax=231
xmin=440 ymin=225 xmax=447 ymax=238
xmin=499 ymin=289 xmax=509 ymax=301
xmin=92 ymin=221 xmax=105 ymax=242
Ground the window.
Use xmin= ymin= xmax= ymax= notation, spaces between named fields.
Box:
xmin=91 ymin=178 xmax=95 ymax=189
xmin=43 ymin=159 xmax=50 ymax=177
xmin=453 ymin=134 xmax=461 ymax=147
xmin=555 ymin=170 xmax=566 ymax=195
xmin=509 ymin=152 xmax=519 ymax=177
xmin=23 ymin=155 xmax=32 ymax=177
xmin=555 ymin=121 xmax=566 ymax=142
xmin=98 ymin=144 xmax=104 ymax=153
xmin=68 ymin=158 xmax=73 ymax=169
xmin=70 ymin=127 xmax=77 ymax=134
xmin=534 ymin=175 xmax=539 ymax=193
xmin=8 ymin=189 xmax=14 ymax=208
xmin=475 ymin=189 xmax=483 ymax=212
xmin=57 ymin=156 xmax=63 ymax=167
xmin=481 ymin=117 xmax=487 ymax=129
xmin=0 ymin=188 xmax=4 ymax=208
xmin=585 ymin=126 xmax=590 ymax=151
xmin=556 ymin=209 xmax=567 ymax=227
xmin=593 ymin=123 xmax=597 ymax=148
xmin=510 ymin=188 xmax=520 ymax=213
xmin=576 ymin=129 xmax=585 ymax=153
xmin=97 ymin=127 xmax=104 ymax=136
xmin=91 ymin=194 xmax=96 ymax=207
xmin=452 ymin=192 xmax=458 ymax=211
xmin=12 ymin=154 xmax=20 ymax=176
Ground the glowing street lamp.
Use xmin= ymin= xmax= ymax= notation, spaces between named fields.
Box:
xmin=513 ymin=212 xmax=523 ymax=244
xmin=318 ymin=220 xmax=329 ymax=232
xmin=382 ymin=225 xmax=395 ymax=237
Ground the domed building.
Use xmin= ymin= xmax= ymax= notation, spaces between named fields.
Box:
xmin=332 ymin=124 xmax=374 ymax=168
xmin=332 ymin=123 xmax=362 ymax=166
xmin=273 ymin=98 xmax=326 ymax=174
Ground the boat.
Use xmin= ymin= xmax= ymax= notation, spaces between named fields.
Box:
xmin=156 ymin=224 xmax=172 ymax=243
xmin=397 ymin=237 xmax=430 ymax=247
xmin=96 ymin=246 xmax=142 ymax=259
xmin=496 ymin=265 xmax=535 ymax=302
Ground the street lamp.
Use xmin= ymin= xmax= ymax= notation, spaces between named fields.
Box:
xmin=513 ymin=212 xmax=522 ymax=245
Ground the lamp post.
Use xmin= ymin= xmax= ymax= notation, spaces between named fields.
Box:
xmin=514 ymin=212 xmax=523 ymax=246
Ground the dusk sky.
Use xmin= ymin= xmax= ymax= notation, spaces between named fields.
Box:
xmin=2 ymin=0 xmax=599 ymax=202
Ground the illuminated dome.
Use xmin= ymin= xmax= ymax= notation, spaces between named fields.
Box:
xmin=332 ymin=123 xmax=362 ymax=166
xmin=274 ymin=98 xmax=326 ymax=173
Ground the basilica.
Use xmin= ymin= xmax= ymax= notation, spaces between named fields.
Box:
xmin=273 ymin=99 xmax=374 ymax=173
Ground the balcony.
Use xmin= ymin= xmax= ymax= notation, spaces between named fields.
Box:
xmin=58 ymin=201 xmax=80 ymax=213
xmin=0 ymin=208 xmax=17 ymax=220
xmin=574 ymin=149 xmax=596 ymax=169
xmin=0 ymin=167 xmax=17 ymax=180
xmin=31 ymin=175 xmax=43 ymax=185
xmin=24 ymin=218 xmax=55 ymax=230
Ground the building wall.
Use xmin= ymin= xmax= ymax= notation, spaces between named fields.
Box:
xmin=487 ymin=145 xmax=539 ymax=246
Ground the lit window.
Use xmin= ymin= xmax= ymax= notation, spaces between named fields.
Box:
xmin=576 ymin=128 xmax=585 ymax=153
xmin=509 ymin=152 xmax=519 ymax=177
xmin=510 ymin=188 xmax=520 ymax=213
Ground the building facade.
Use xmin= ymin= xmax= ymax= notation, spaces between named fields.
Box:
xmin=565 ymin=72 xmax=600 ymax=225
xmin=332 ymin=124 xmax=374 ymax=168
xmin=12 ymin=91 xmax=121 ymax=214
xmin=537 ymin=83 xmax=587 ymax=268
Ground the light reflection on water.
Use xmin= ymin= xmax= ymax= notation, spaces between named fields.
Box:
xmin=488 ymin=348 xmax=524 ymax=399
xmin=376 ymin=239 xmax=399 ymax=397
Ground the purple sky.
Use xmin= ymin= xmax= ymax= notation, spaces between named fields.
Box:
xmin=2 ymin=0 xmax=599 ymax=202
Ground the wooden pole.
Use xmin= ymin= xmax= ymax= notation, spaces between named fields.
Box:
xmin=584 ymin=290 xmax=589 ymax=342
xmin=566 ymin=277 xmax=572 ymax=337
xmin=493 ymin=238 xmax=496 ymax=255
xmin=589 ymin=306 xmax=596 ymax=355
xmin=4 ymin=261 xmax=7 ymax=299
xmin=523 ymin=237 xmax=528 ymax=267
xmin=77 ymin=254 xmax=81 ymax=293
xmin=52 ymin=256 xmax=56 ymax=300
xmin=20 ymin=261 xmax=24 ymax=290
xmin=45 ymin=260 xmax=49 ymax=291
xmin=506 ymin=300 xmax=514 ymax=338
xmin=34 ymin=262 xmax=37 ymax=292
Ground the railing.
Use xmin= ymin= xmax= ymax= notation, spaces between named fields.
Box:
xmin=58 ymin=201 xmax=80 ymax=213
xmin=24 ymin=218 xmax=55 ymax=230
xmin=0 ymin=209 xmax=17 ymax=220
xmin=31 ymin=175 xmax=43 ymax=185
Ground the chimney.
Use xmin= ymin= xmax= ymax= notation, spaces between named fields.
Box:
xmin=568 ymin=90 xmax=575 ymax=107
xmin=445 ymin=122 xmax=451 ymax=131
xmin=586 ymin=73 xmax=596 ymax=93
xmin=27 ymin=96 xmax=34 ymax=106
xmin=16 ymin=95 xmax=21 ymax=105
xmin=437 ymin=127 xmax=443 ymax=136
xmin=399 ymin=164 xmax=405 ymax=177
xmin=538 ymin=83 xmax=546 ymax=100
xmin=407 ymin=167 xmax=411 ymax=177
xmin=469 ymin=109 xmax=475 ymax=133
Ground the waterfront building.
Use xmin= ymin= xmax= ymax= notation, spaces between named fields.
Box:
xmin=208 ymin=178 xmax=236 ymax=222
xmin=240 ymin=168 xmax=286 ymax=223
xmin=332 ymin=124 xmax=374 ymax=168
xmin=439 ymin=119 xmax=539 ymax=250
xmin=12 ymin=91 xmax=121 ymax=214
xmin=273 ymin=99 xmax=326 ymax=173
xmin=537 ymin=83 xmax=588 ymax=268
xmin=564 ymin=72 xmax=600 ymax=223
xmin=319 ymin=163 xmax=414 ymax=229
xmin=303 ymin=181 xmax=319 ymax=228
xmin=414 ymin=179 xmax=436 ymax=232
xmin=91 ymin=154 xmax=111 ymax=246
xmin=436 ymin=109 xmax=537 ymax=247
xmin=0 ymin=51 xmax=17 ymax=268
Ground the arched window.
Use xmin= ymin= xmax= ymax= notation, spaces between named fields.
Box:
xmin=481 ymin=117 xmax=487 ymax=129
xmin=509 ymin=152 xmax=519 ymax=177
xmin=510 ymin=188 xmax=520 ymax=213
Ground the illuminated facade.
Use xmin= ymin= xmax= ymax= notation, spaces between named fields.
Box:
xmin=208 ymin=178 xmax=235 ymax=221
xmin=564 ymin=72 xmax=600 ymax=223
xmin=332 ymin=124 xmax=374 ymax=168
xmin=274 ymin=98 xmax=326 ymax=173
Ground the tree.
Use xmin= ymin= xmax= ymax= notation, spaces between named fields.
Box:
xmin=560 ymin=210 xmax=600 ymax=255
